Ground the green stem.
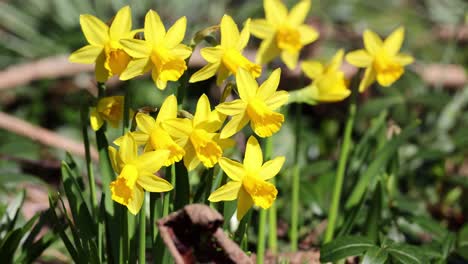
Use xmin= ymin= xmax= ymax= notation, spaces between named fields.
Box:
xmin=123 ymin=86 xmax=131 ymax=134
xmin=257 ymin=209 xmax=267 ymax=264
xmin=290 ymin=104 xmax=302 ymax=251
xmin=139 ymin=197 xmax=146 ymax=264
xmin=324 ymin=100 xmax=357 ymax=243
xmin=264 ymin=137 xmax=277 ymax=254
xmin=80 ymin=105 xmax=97 ymax=216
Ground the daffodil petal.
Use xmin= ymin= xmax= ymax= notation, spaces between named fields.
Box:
xmin=216 ymin=100 xmax=246 ymax=116
xmin=208 ymin=181 xmax=242 ymax=202
xmin=164 ymin=16 xmax=187 ymax=48
xmin=200 ymin=47 xmax=223 ymax=63
xmin=108 ymin=146 xmax=122 ymax=174
xmin=256 ymin=36 xmax=280 ymax=65
xmin=162 ymin=118 xmax=193 ymax=138
xmin=236 ymin=68 xmax=258 ymax=101
xmin=250 ymin=19 xmax=275 ymax=39
xmin=257 ymin=68 xmax=281 ymax=100
xmin=265 ymin=90 xmax=289 ymax=110
xmin=120 ymin=57 xmax=152 ymax=80
xmin=183 ymin=142 xmax=200 ymax=171
xmin=156 ymin=95 xmax=178 ymax=124
xmin=137 ymin=171 xmax=173 ymax=192
xmin=89 ymin=107 xmax=104 ymax=131
xmin=189 ymin=62 xmax=220 ymax=83
xmin=237 ymin=19 xmax=251 ymax=50
xmin=220 ymin=112 xmax=249 ymax=139
xmin=220 ymin=15 xmax=240 ymax=49
xmin=288 ymin=0 xmax=311 ymax=26
xmin=131 ymin=131 xmax=150 ymax=146
xmin=329 ymin=49 xmax=345 ymax=72
xmin=80 ymin=14 xmax=109 ymax=46
xmin=216 ymin=64 xmax=231 ymax=86
xmin=298 ymin=24 xmax=319 ymax=45
xmin=120 ymin=39 xmax=151 ymax=58
xmin=237 ymin=187 xmax=253 ymax=220
xmin=134 ymin=150 xmax=170 ymax=173
xmin=172 ymin=44 xmax=192 ymax=59
xmin=244 ymin=136 xmax=263 ymax=170
xmin=281 ymin=51 xmax=299 ymax=70
xmin=69 ymin=45 xmax=102 ymax=64
xmin=119 ymin=133 xmax=138 ymax=163
xmin=110 ymin=6 xmax=132 ymax=40
xmin=301 ymin=61 xmax=323 ymax=79
xmin=136 ymin=113 xmax=156 ymax=134
xmin=394 ymin=53 xmax=414 ymax=66
xmin=219 ymin=157 xmax=244 ymax=181
xmin=127 ymin=186 xmax=144 ymax=215
xmin=260 ymin=156 xmax=285 ymax=180
xmin=264 ymin=0 xmax=288 ymax=25
xmin=145 ymin=10 xmax=165 ymax=44
xmin=359 ymin=67 xmax=376 ymax=93
xmin=363 ymin=29 xmax=383 ymax=55
xmin=193 ymin=94 xmax=211 ymax=127
xmin=95 ymin=52 xmax=110 ymax=82
xmin=345 ymin=49 xmax=372 ymax=67
xmin=384 ymin=27 xmax=404 ymax=56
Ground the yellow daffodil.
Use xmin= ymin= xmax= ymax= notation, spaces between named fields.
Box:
xmin=162 ymin=94 xmax=233 ymax=171
xmin=119 ymin=10 xmax=192 ymax=90
xmin=89 ymin=96 xmax=124 ymax=131
xmin=345 ymin=27 xmax=414 ymax=92
xmin=189 ymin=15 xmax=261 ymax=85
xmin=250 ymin=0 xmax=319 ymax=69
xmin=216 ymin=68 xmax=288 ymax=138
xmin=109 ymin=133 xmax=173 ymax=214
xmin=298 ymin=49 xmax=350 ymax=103
xmin=69 ymin=6 xmax=138 ymax=82
xmin=209 ymin=136 xmax=284 ymax=220
xmin=129 ymin=95 xmax=185 ymax=166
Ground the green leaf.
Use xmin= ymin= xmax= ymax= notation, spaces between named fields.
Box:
xmin=345 ymin=121 xmax=420 ymax=208
xmin=362 ymin=246 xmax=389 ymax=264
xmin=387 ymin=243 xmax=428 ymax=264
xmin=174 ymin=161 xmax=190 ymax=210
xmin=320 ymin=236 xmax=375 ymax=262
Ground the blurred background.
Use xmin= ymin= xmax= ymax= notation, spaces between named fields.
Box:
xmin=0 ymin=0 xmax=467 ymax=261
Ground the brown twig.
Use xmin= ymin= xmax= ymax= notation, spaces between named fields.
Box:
xmin=0 ymin=111 xmax=99 ymax=161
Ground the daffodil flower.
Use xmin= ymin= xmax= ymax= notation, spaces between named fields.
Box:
xmin=89 ymin=96 xmax=124 ymax=131
xmin=345 ymin=27 xmax=414 ymax=92
xmin=209 ymin=136 xmax=284 ymax=220
xmin=162 ymin=94 xmax=233 ymax=171
xmin=122 ymin=95 xmax=185 ymax=166
xmin=250 ymin=0 xmax=319 ymax=69
xmin=109 ymin=133 xmax=173 ymax=215
xmin=189 ymin=15 xmax=261 ymax=85
xmin=119 ymin=10 xmax=192 ymax=90
xmin=299 ymin=49 xmax=350 ymax=103
xmin=216 ymin=68 xmax=288 ymax=138
xmin=69 ymin=6 xmax=138 ymax=82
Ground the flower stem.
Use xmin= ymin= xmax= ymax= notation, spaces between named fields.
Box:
xmin=80 ymin=105 xmax=97 ymax=216
xmin=290 ymin=103 xmax=302 ymax=251
xmin=264 ymin=137 xmax=277 ymax=254
xmin=138 ymin=197 xmax=146 ymax=264
xmin=257 ymin=209 xmax=267 ymax=263
xmin=324 ymin=98 xmax=357 ymax=243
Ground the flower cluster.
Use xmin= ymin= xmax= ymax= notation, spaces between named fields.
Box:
xmin=70 ymin=2 xmax=413 ymax=218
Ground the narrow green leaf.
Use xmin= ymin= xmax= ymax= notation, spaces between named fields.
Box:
xmin=387 ymin=243 xmax=428 ymax=264
xmin=320 ymin=236 xmax=375 ymax=262
xmin=174 ymin=161 xmax=190 ymax=210
xmin=362 ymin=246 xmax=388 ymax=264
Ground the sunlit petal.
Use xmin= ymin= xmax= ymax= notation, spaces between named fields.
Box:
xmin=208 ymin=181 xmax=242 ymax=202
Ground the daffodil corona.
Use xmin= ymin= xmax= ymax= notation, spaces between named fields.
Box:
xmin=250 ymin=0 xmax=319 ymax=69
xmin=189 ymin=15 xmax=261 ymax=85
xmin=209 ymin=136 xmax=285 ymax=220
xmin=299 ymin=49 xmax=350 ymax=103
xmin=109 ymin=133 xmax=173 ymax=214
xmin=89 ymin=96 xmax=124 ymax=131
xmin=119 ymin=10 xmax=192 ymax=90
xmin=216 ymin=68 xmax=289 ymax=138
xmin=345 ymin=27 xmax=414 ymax=92
xmin=69 ymin=6 xmax=138 ymax=82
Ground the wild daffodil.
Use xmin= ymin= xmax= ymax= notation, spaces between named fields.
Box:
xmin=250 ymin=0 xmax=319 ymax=69
xmin=189 ymin=15 xmax=261 ymax=85
xmin=345 ymin=27 xmax=414 ymax=92
xmin=209 ymin=136 xmax=284 ymax=220
xmin=90 ymin=96 xmax=124 ymax=131
xmin=216 ymin=68 xmax=288 ymax=138
xmin=109 ymin=133 xmax=173 ymax=215
xmin=162 ymin=94 xmax=233 ymax=171
xmin=299 ymin=49 xmax=350 ymax=103
xmin=128 ymin=95 xmax=185 ymax=166
xmin=69 ymin=6 xmax=137 ymax=82
xmin=119 ymin=10 xmax=192 ymax=90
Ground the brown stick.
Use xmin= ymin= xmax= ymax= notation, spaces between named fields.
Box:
xmin=0 ymin=111 xmax=99 ymax=161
